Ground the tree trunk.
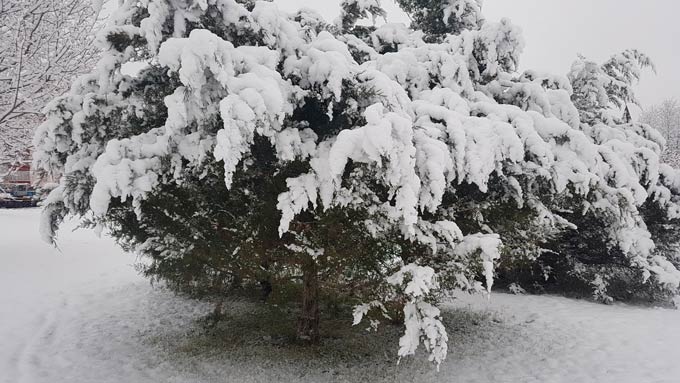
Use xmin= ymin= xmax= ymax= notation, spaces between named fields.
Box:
xmin=297 ymin=256 xmax=320 ymax=342
xmin=259 ymin=256 xmax=272 ymax=302
xmin=260 ymin=278 xmax=272 ymax=302
xmin=212 ymin=297 xmax=224 ymax=319
xmin=230 ymin=271 xmax=243 ymax=290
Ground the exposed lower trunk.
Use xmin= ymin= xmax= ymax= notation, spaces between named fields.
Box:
xmin=230 ymin=272 xmax=243 ymax=290
xmin=259 ymin=241 xmax=273 ymax=302
xmin=260 ymin=278 xmax=272 ymax=302
xmin=297 ymin=256 xmax=320 ymax=342
xmin=213 ymin=297 xmax=224 ymax=318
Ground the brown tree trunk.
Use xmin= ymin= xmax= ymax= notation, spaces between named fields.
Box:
xmin=297 ymin=256 xmax=320 ymax=342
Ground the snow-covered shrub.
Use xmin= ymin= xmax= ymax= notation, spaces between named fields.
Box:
xmin=492 ymin=50 xmax=680 ymax=305
xmin=34 ymin=0 xmax=680 ymax=367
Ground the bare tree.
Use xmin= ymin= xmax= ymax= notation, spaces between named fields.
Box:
xmin=0 ymin=0 xmax=102 ymax=162
xmin=641 ymin=98 xmax=680 ymax=167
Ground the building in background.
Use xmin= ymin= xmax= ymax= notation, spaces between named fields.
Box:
xmin=0 ymin=158 xmax=59 ymax=207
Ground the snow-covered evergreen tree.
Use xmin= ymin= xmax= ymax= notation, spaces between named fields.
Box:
xmin=568 ymin=49 xmax=654 ymax=125
xmin=497 ymin=50 xmax=679 ymax=303
xmin=34 ymin=0 xmax=680 ymax=367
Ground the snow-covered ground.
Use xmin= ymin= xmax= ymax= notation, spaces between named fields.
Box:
xmin=1 ymin=208 xmax=679 ymax=383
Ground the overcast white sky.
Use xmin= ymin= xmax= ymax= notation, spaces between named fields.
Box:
xmin=276 ymin=0 xmax=679 ymax=110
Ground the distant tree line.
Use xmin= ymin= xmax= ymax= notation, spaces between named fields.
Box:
xmin=641 ymin=98 xmax=680 ymax=167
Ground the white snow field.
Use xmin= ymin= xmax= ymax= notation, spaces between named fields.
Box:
xmin=2 ymin=208 xmax=680 ymax=383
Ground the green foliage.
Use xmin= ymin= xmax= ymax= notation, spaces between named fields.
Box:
xmin=396 ymin=0 xmax=483 ymax=41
